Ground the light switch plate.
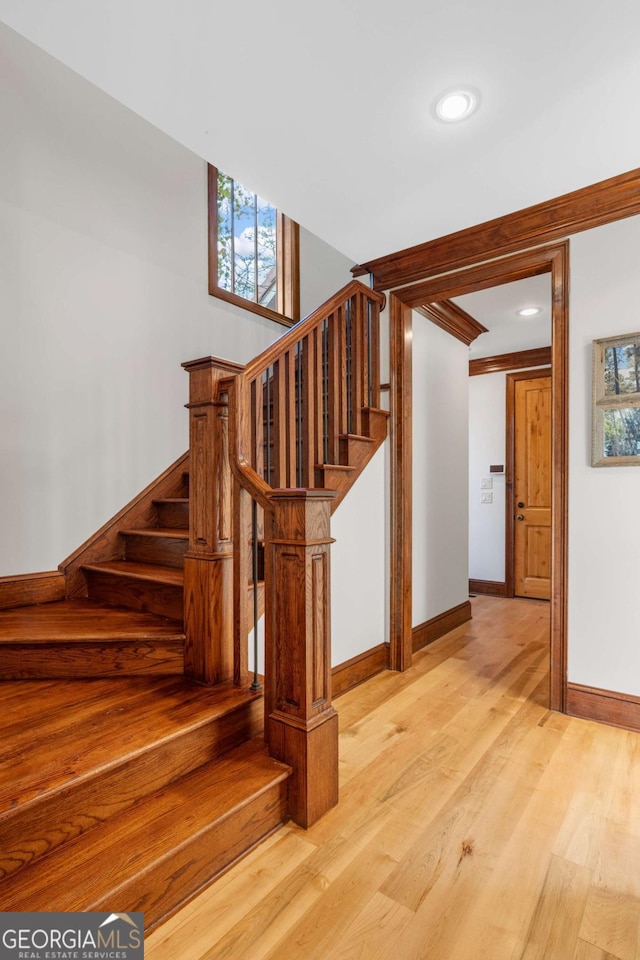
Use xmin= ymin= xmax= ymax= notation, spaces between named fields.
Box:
xmin=480 ymin=492 xmax=493 ymax=504
xmin=481 ymin=477 xmax=493 ymax=489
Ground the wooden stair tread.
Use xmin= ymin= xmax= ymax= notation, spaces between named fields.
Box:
xmin=0 ymin=677 xmax=261 ymax=816
xmin=0 ymin=739 xmax=290 ymax=919
xmin=82 ymin=560 xmax=184 ymax=586
xmin=120 ymin=528 xmax=188 ymax=540
xmin=152 ymin=498 xmax=189 ymax=504
xmin=0 ymin=599 xmax=184 ymax=643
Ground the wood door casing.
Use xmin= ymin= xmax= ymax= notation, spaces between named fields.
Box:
xmin=514 ymin=375 xmax=552 ymax=599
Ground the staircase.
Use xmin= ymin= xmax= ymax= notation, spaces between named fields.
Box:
xmin=0 ymin=280 xmax=386 ymax=929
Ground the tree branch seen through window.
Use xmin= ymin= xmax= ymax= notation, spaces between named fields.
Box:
xmin=208 ymin=165 xmax=299 ymax=326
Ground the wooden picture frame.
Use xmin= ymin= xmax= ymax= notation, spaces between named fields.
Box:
xmin=592 ymin=332 xmax=640 ymax=466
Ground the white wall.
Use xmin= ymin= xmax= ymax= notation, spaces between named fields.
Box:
xmin=412 ymin=312 xmax=469 ymax=625
xmin=331 ymin=445 xmax=387 ymax=665
xmin=0 ymin=25 xmax=354 ymax=575
xmin=468 ymin=373 xmax=507 ymax=582
xmin=568 ymin=217 xmax=640 ymax=697
xmin=468 ymin=366 xmax=552 ymax=584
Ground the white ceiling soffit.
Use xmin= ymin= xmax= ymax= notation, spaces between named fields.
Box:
xmin=454 ymin=274 xmax=552 ymax=359
xmin=1 ymin=0 xmax=640 ymax=264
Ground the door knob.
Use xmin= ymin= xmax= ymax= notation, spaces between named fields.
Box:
xmin=516 ymin=514 xmax=525 ymax=521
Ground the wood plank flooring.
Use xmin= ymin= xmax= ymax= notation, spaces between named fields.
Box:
xmin=146 ymin=596 xmax=640 ymax=960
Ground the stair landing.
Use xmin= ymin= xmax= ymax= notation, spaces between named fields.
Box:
xmin=0 ymin=599 xmax=185 ymax=678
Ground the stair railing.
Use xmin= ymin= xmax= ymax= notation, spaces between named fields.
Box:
xmin=185 ymin=280 xmax=384 ymax=828
xmin=232 ymin=279 xmax=384 ymax=497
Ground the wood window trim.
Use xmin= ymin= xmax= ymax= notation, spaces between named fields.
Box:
xmin=207 ymin=165 xmax=300 ymax=327
xmin=389 ymin=241 xmax=569 ymax=713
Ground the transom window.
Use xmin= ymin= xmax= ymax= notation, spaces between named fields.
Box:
xmin=208 ymin=165 xmax=299 ymax=326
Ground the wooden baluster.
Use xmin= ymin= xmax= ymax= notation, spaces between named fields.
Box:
xmin=350 ymin=295 xmax=364 ymax=436
xmin=313 ymin=326 xmax=325 ymax=473
xmin=326 ymin=310 xmax=342 ymax=465
xmin=232 ymin=480 xmax=251 ymax=685
xmin=182 ymin=356 xmax=244 ymax=684
xmin=368 ymin=298 xmax=381 ymax=410
xmin=339 ymin=304 xmax=349 ymax=438
xmin=285 ymin=350 xmax=296 ymax=487
xmin=359 ymin=292 xmax=370 ymax=413
xmin=252 ymin=376 xmax=265 ymax=481
xmin=271 ymin=359 xmax=285 ymax=489
xmin=300 ymin=335 xmax=316 ymax=487
xmin=264 ymin=489 xmax=339 ymax=827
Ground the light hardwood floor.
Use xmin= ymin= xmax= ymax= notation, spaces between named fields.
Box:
xmin=146 ymin=597 xmax=640 ymax=960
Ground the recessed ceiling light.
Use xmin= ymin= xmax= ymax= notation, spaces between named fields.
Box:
xmin=516 ymin=307 xmax=542 ymax=317
xmin=434 ymin=89 xmax=479 ymax=123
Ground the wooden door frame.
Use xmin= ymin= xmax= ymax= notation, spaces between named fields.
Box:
xmin=505 ymin=367 xmax=552 ymax=599
xmin=389 ymin=241 xmax=569 ymax=712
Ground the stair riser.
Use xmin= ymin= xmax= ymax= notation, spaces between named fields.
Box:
xmin=1 ymin=781 xmax=289 ymax=930
xmin=154 ymin=501 xmax=189 ymax=528
xmin=94 ymin=784 xmax=288 ymax=931
xmin=123 ymin=534 xmax=188 ymax=569
xmin=0 ymin=697 xmax=262 ymax=880
xmin=338 ymin=435 xmax=375 ymax=467
xmin=85 ymin=571 xmax=183 ymax=620
xmin=0 ymin=640 xmax=184 ymax=680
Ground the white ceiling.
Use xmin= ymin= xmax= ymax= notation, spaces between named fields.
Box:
xmin=1 ymin=1 xmax=639 ymax=265
xmin=453 ymin=275 xmax=552 ymax=359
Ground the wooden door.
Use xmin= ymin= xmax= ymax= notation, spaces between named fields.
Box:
xmin=514 ymin=375 xmax=551 ymax=599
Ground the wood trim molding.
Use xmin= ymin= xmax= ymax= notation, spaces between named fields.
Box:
xmin=389 ymin=295 xmax=413 ymax=671
xmin=505 ymin=367 xmax=553 ymax=600
xmin=331 ymin=643 xmax=389 ymax=699
xmin=388 ymin=241 xmax=568 ymax=711
xmin=0 ymin=571 xmax=66 ymax=611
xmin=469 ymin=347 xmax=552 ymax=376
xmin=416 ymin=300 xmax=488 ymax=346
xmin=468 ymin=579 xmax=508 ymax=598
xmin=412 ymin=601 xmax=472 ymax=653
xmin=353 ymin=166 xmax=640 ymax=289
xmin=60 ymin=452 xmax=190 ymax=598
xmin=567 ymin=682 xmax=640 ymax=734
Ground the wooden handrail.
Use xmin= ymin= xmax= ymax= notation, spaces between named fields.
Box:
xmin=243 ymin=280 xmax=384 ymax=380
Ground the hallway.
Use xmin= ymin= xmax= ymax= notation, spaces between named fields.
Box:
xmin=147 ymin=597 xmax=639 ymax=959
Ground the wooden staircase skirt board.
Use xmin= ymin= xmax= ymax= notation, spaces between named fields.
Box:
xmin=153 ymin=498 xmax=189 ymax=528
xmin=60 ymin=452 xmax=190 ymax=599
xmin=0 ymin=740 xmax=291 ymax=931
xmin=83 ymin=560 xmax=183 ymax=620
xmin=0 ymin=677 xmax=263 ymax=879
xmin=121 ymin=529 xmax=189 ymax=569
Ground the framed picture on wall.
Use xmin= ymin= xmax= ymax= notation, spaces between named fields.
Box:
xmin=592 ymin=332 xmax=640 ymax=466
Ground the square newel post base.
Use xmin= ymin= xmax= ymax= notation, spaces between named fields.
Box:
xmin=265 ymin=489 xmax=339 ymax=827
xmin=269 ymin=709 xmax=339 ymax=828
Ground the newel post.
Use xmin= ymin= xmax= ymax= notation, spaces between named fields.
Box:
xmin=182 ymin=356 xmax=244 ymax=684
xmin=265 ymin=489 xmax=339 ymax=827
